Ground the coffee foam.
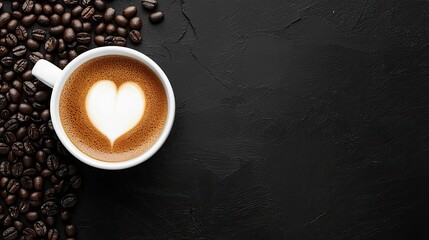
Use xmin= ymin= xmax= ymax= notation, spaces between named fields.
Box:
xmin=86 ymin=80 xmax=145 ymax=146
xmin=60 ymin=55 xmax=168 ymax=162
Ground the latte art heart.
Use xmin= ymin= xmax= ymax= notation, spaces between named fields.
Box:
xmin=85 ymin=80 xmax=145 ymax=146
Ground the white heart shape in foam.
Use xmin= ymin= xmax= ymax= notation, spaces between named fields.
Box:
xmin=85 ymin=80 xmax=145 ymax=146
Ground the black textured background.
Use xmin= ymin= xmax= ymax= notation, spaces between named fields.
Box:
xmin=73 ymin=0 xmax=429 ymax=239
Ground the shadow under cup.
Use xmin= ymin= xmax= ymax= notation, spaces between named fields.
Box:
xmin=35 ymin=47 xmax=175 ymax=170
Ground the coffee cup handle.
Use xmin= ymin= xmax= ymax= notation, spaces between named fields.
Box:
xmin=32 ymin=60 xmax=64 ymax=88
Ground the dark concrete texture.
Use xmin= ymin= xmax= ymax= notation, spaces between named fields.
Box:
xmin=74 ymin=0 xmax=429 ymax=239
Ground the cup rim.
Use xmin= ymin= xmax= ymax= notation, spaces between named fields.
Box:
xmin=51 ymin=46 xmax=175 ymax=170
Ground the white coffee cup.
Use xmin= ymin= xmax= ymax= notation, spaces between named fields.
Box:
xmin=32 ymin=46 xmax=175 ymax=170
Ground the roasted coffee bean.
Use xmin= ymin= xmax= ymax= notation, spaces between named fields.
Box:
xmin=44 ymin=53 xmax=54 ymax=63
xmin=26 ymin=39 xmax=40 ymax=51
xmin=35 ymin=150 xmax=46 ymax=163
xmin=76 ymin=45 xmax=88 ymax=53
xmin=71 ymin=19 xmax=83 ymax=32
xmin=23 ymin=82 xmax=36 ymax=96
xmin=142 ymin=0 xmax=158 ymax=10
xmin=3 ymin=214 xmax=13 ymax=226
xmin=12 ymin=45 xmax=26 ymax=57
xmin=40 ymin=109 xmax=50 ymax=121
xmin=6 ymin=34 xmax=18 ymax=47
xmin=150 ymin=11 xmax=165 ymax=24
xmin=13 ymin=221 xmax=23 ymax=232
xmin=123 ymin=6 xmax=137 ymax=19
xmin=81 ymin=6 xmax=95 ymax=20
xmin=37 ymin=14 xmax=50 ymax=26
xmin=105 ymin=23 xmax=116 ymax=35
xmin=64 ymin=0 xmax=79 ymax=5
xmin=0 ymin=161 xmax=10 ymax=175
xmin=0 ymin=13 xmax=11 ymax=28
xmin=5 ymin=119 xmax=18 ymax=131
xmin=41 ymin=201 xmax=58 ymax=216
xmin=6 ymin=179 xmax=19 ymax=193
xmin=104 ymin=35 xmax=114 ymax=46
xmin=65 ymin=225 xmax=77 ymax=237
xmin=5 ymin=195 xmax=16 ymax=205
xmin=92 ymin=14 xmax=103 ymax=22
xmin=1 ymin=57 xmax=13 ymax=67
xmin=44 ymin=37 xmax=57 ymax=53
xmin=46 ymin=216 xmax=55 ymax=227
xmin=95 ymin=23 xmax=105 ymax=34
xmin=35 ymin=91 xmax=49 ymax=102
xmin=129 ymin=30 xmax=142 ymax=44
xmin=55 ymin=164 xmax=68 ymax=178
xmin=113 ymin=36 xmax=126 ymax=46
xmin=22 ymin=228 xmax=36 ymax=239
xmin=115 ymin=15 xmax=128 ymax=27
xmin=49 ymin=14 xmax=61 ymax=26
xmin=2 ymin=227 xmax=17 ymax=240
xmin=104 ymin=7 xmax=115 ymax=22
xmin=25 ymin=212 xmax=38 ymax=221
xmin=34 ymin=3 xmax=43 ymax=15
xmin=68 ymin=49 xmax=78 ymax=60
xmin=53 ymin=4 xmax=65 ymax=15
xmin=24 ymin=141 xmax=35 ymax=155
xmin=49 ymin=25 xmax=65 ymax=36
xmin=70 ymin=175 xmax=82 ymax=189
xmin=29 ymin=52 xmax=44 ymax=64
xmin=8 ymin=206 xmax=19 ymax=219
xmin=46 ymin=155 xmax=59 ymax=171
xmin=28 ymin=127 xmax=39 ymax=141
xmin=71 ymin=6 xmax=83 ymax=17
xmin=16 ymin=126 xmax=27 ymax=139
xmin=29 ymin=191 xmax=42 ymax=207
xmin=18 ymin=188 xmax=29 ymax=198
xmin=43 ymin=4 xmax=53 ymax=15
xmin=58 ymin=59 xmax=68 ymax=69
xmin=32 ymin=29 xmax=46 ymax=41
xmin=0 ymin=46 xmax=8 ymax=57
xmin=117 ymin=27 xmax=127 ymax=37
xmin=11 ymin=162 xmax=23 ymax=177
xmin=14 ymin=59 xmax=28 ymax=73
xmin=94 ymin=0 xmax=106 ymax=11
xmin=15 ymin=26 xmax=28 ymax=41
xmin=62 ymin=12 xmax=72 ymax=26
xmin=94 ymin=35 xmax=104 ymax=46
xmin=60 ymin=210 xmax=71 ymax=221
xmin=7 ymin=20 xmax=19 ymax=33
xmin=47 ymin=229 xmax=59 ymax=240
xmin=3 ymin=132 xmax=16 ymax=144
xmin=34 ymin=221 xmax=47 ymax=236
xmin=23 ymin=168 xmax=36 ymax=177
xmin=12 ymin=142 xmax=24 ymax=156
xmin=19 ymin=199 xmax=29 ymax=213
xmin=82 ymin=22 xmax=93 ymax=32
xmin=0 ymin=29 xmax=6 ymax=38
xmin=9 ymin=88 xmax=20 ymax=103
xmin=33 ymin=176 xmax=43 ymax=190
xmin=20 ymin=176 xmax=33 ymax=190
xmin=4 ymin=71 xmax=15 ymax=82
xmin=0 ymin=177 xmax=8 ymax=188
xmin=0 ymin=109 xmax=9 ymax=118
xmin=76 ymin=32 xmax=91 ymax=44
xmin=18 ymin=103 xmax=33 ymax=115
xmin=7 ymin=151 xmax=16 ymax=162
xmin=11 ymin=11 xmax=23 ymax=20
xmin=63 ymin=28 xmax=76 ymax=43
xmin=22 ymin=70 xmax=33 ymax=81
xmin=129 ymin=17 xmax=142 ymax=30
xmin=0 ymin=94 xmax=6 ymax=110
xmin=61 ymin=193 xmax=77 ymax=208
xmin=21 ymin=14 xmax=37 ymax=27
xmin=22 ymin=0 xmax=35 ymax=13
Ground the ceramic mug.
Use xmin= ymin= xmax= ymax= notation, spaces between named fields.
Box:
xmin=32 ymin=46 xmax=175 ymax=170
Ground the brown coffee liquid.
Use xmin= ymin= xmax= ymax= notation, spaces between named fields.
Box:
xmin=60 ymin=55 xmax=168 ymax=162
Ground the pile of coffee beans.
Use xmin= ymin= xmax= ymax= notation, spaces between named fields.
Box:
xmin=0 ymin=0 xmax=165 ymax=239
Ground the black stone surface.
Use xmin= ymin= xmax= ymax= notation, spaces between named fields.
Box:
xmin=74 ymin=0 xmax=429 ymax=239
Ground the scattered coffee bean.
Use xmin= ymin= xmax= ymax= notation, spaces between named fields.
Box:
xmin=29 ymin=52 xmax=44 ymax=64
xmin=81 ymin=6 xmax=95 ymax=20
xmin=48 ymin=228 xmax=59 ymax=240
xmin=92 ymin=14 xmax=103 ymax=22
xmin=49 ymin=25 xmax=65 ymax=36
xmin=76 ymin=32 xmax=91 ymax=44
xmin=22 ymin=0 xmax=35 ymax=13
xmin=82 ymin=22 xmax=93 ymax=32
xmin=123 ymin=6 xmax=138 ymax=19
xmin=21 ymin=14 xmax=37 ymax=27
xmin=49 ymin=14 xmax=61 ymax=26
xmin=6 ymin=34 xmax=18 ymax=47
xmin=106 ymin=23 xmax=116 ymax=35
xmin=117 ymin=27 xmax=128 ymax=37
xmin=34 ymin=3 xmax=43 ymax=15
xmin=2 ymin=226 xmax=17 ymax=240
xmin=149 ymin=11 xmax=165 ymax=24
xmin=129 ymin=17 xmax=142 ymax=30
xmin=71 ymin=19 xmax=83 ymax=32
xmin=142 ymin=0 xmax=158 ymax=10
xmin=12 ymin=45 xmax=27 ymax=57
xmin=94 ymin=0 xmax=106 ymax=11
xmin=32 ymin=29 xmax=47 ymax=41
xmin=71 ymin=5 xmax=83 ymax=17
xmin=104 ymin=35 xmax=114 ymax=46
xmin=43 ymin=4 xmax=53 ymax=16
xmin=37 ymin=14 xmax=50 ymax=26
xmin=95 ymin=23 xmax=106 ymax=35
xmin=15 ymin=26 xmax=28 ymax=41
xmin=14 ymin=59 xmax=28 ymax=73
xmin=53 ymin=4 xmax=65 ymax=15
xmin=113 ymin=36 xmax=126 ymax=46
xmin=104 ymin=7 xmax=115 ymax=22
xmin=7 ymin=20 xmax=19 ymax=33
xmin=129 ymin=30 xmax=142 ymax=44
xmin=63 ymin=28 xmax=76 ymax=43
xmin=34 ymin=221 xmax=47 ymax=236
xmin=45 ymin=37 xmax=57 ymax=52
xmin=26 ymin=39 xmax=40 ymax=51
xmin=64 ymin=0 xmax=79 ymax=5
xmin=0 ymin=13 xmax=11 ymax=28
xmin=115 ymin=15 xmax=128 ymax=28
xmin=94 ymin=35 xmax=105 ymax=46
xmin=22 ymin=228 xmax=36 ymax=240
xmin=62 ymin=12 xmax=72 ymax=26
